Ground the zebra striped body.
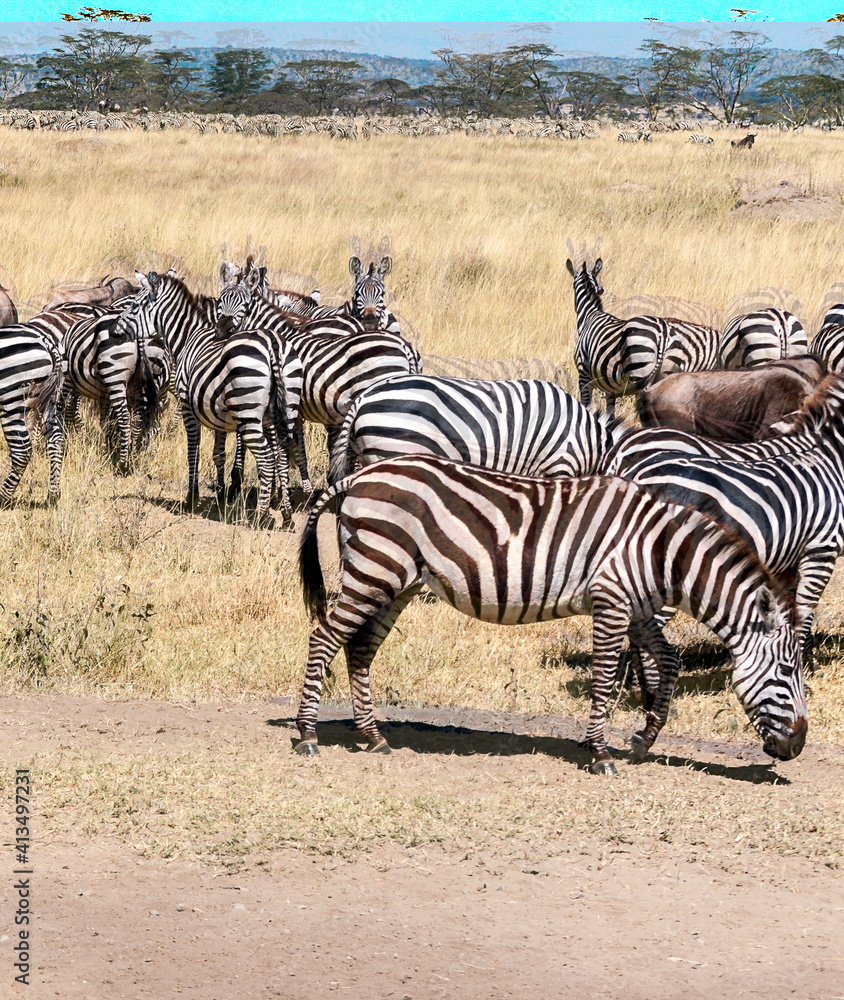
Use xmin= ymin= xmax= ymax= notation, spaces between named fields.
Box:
xmin=687 ymin=134 xmax=714 ymax=144
xmin=604 ymin=375 xmax=844 ymax=667
xmin=720 ymin=308 xmax=807 ymax=369
xmin=134 ymin=271 xmax=303 ymax=525
xmin=617 ymin=131 xmax=651 ymax=143
xmin=62 ymin=295 xmax=171 ymax=469
xmin=328 ymin=375 xmax=613 ymax=485
xmin=296 ymin=457 xmax=806 ymax=770
xmin=811 ymin=323 xmax=844 ymax=373
xmin=568 ymin=257 xmax=719 ymax=416
xmin=217 ymin=279 xmax=421 ymax=482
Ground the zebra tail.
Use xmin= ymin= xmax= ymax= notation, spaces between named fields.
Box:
xmin=328 ymin=398 xmax=358 ymax=485
xmin=135 ymin=328 xmax=161 ymax=442
xmin=299 ymin=477 xmax=354 ymax=624
xmin=269 ymin=346 xmax=290 ymax=453
xmin=30 ymin=360 xmax=64 ymax=428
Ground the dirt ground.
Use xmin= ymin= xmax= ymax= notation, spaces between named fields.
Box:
xmin=2 ymin=695 xmax=843 ymax=1000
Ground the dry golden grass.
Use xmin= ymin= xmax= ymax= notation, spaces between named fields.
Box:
xmin=0 ymin=126 xmax=842 ymax=865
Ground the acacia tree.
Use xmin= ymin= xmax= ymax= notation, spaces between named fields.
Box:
xmin=0 ymin=58 xmax=34 ymax=106
xmin=209 ymin=48 xmax=273 ymax=104
xmin=36 ymin=27 xmax=151 ymax=109
xmin=619 ymin=38 xmax=687 ymax=121
xmin=282 ymin=59 xmax=363 ymax=114
xmin=146 ymin=49 xmax=200 ymax=108
xmin=672 ymin=30 xmax=770 ymax=123
xmin=554 ymin=70 xmax=627 ymax=119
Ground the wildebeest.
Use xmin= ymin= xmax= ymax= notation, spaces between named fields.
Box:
xmin=731 ymin=133 xmax=756 ymax=148
xmin=636 ymin=358 xmax=825 ymax=441
xmin=45 ymin=275 xmax=138 ymax=311
xmin=0 ymin=281 xmax=17 ymax=327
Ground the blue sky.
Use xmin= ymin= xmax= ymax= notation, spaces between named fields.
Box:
xmin=0 ymin=19 xmax=840 ymax=59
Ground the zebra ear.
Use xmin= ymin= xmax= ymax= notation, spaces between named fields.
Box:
xmin=135 ymin=269 xmax=149 ymax=290
xmin=258 ymin=266 xmax=268 ymax=285
xmin=166 ymin=268 xmax=177 ymax=279
xmin=379 ymin=255 xmax=392 ymax=277
xmin=311 ymin=288 xmax=321 ymax=304
xmin=219 ymin=261 xmax=237 ymax=286
xmin=245 ymin=267 xmax=261 ymax=292
xmin=756 ymin=586 xmax=783 ymax=633
xmin=349 ymin=256 xmax=362 ymax=277
xmin=593 ymin=258 xmax=603 ymax=277
xmin=565 ymin=259 xmax=575 ymax=278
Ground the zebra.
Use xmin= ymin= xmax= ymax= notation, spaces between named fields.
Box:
xmin=216 ymin=276 xmax=422 ymax=487
xmin=603 ymin=374 xmax=844 ymax=670
xmin=617 ymin=131 xmax=651 ymax=143
xmin=719 ymin=308 xmax=807 ymax=369
xmin=133 ymin=271 xmax=303 ymax=527
xmin=62 ymin=294 xmax=171 ymax=471
xmin=218 ymin=260 xmax=321 ymax=316
xmin=233 ymin=254 xmax=401 ymax=334
xmin=568 ymin=257 xmax=719 ymax=417
xmin=811 ymin=323 xmax=844 ymax=374
xmin=327 ymin=374 xmax=614 ymax=486
xmin=687 ymin=134 xmax=715 ymax=144
xmin=295 ymin=456 xmax=806 ymax=772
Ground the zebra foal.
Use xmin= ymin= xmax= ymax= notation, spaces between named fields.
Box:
xmin=296 ymin=457 xmax=807 ymax=772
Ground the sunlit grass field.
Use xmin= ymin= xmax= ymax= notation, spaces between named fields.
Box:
xmin=0 ymin=125 xmax=842 ymax=751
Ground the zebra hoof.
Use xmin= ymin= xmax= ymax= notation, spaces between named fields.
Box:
xmin=294 ymin=739 xmax=319 ymax=757
xmin=630 ymin=733 xmax=653 ymax=763
xmin=183 ymin=492 xmax=201 ymax=513
xmin=46 ymin=492 xmax=60 ymax=508
xmin=226 ymin=485 xmax=242 ymax=505
xmin=279 ymin=513 xmax=295 ymax=532
xmin=367 ymin=739 xmax=392 ymax=754
xmin=589 ymin=759 xmax=619 ymax=776
xmin=255 ymin=512 xmax=276 ymax=531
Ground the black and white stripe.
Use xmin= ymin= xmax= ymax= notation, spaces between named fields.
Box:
xmin=62 ymin=294 xmax=171 ymax=470
xmin=811 ymin=304 xmax=844 ymax=373
xmin=687 ymin=134 xmax=714 ymax=144
xmin=604 ymin=374 xmax=844 ymax=669
xmin=719 ymin=308 xmax=807 ymax=369
xmin=568 ymin=257 xmax=719 ymax=416
xmin=295 ymin=456 xmax=807 ymax=770
xmin=134 ymin=271 xmax=303 ymax=525
xmin=328 ymin=374 xmax=613 ymax=485
xmin=617 ymin=131 xmax=651 ymax=143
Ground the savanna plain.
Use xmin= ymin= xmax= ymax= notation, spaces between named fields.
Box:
xmin=0 ymin=128 xmax=842 ymax=998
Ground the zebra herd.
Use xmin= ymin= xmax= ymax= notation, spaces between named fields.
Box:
xmin=4 ymin=247 xmax=842 ymax=775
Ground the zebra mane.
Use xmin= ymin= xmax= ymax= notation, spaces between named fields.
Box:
xmin=157 ymin=270 xmax=217 ymax=319
xmin=775 ymin=372 xmax=844 ymax=437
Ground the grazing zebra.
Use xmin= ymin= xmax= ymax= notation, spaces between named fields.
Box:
xmin=328 ymin=374 xmax=614 ymax=485
xmin=604 ymin=374 xmax=844 ymax=670
xmin=617 ymin=131 xmax=651 ymax=143
xmin=568 ymin=257 xmax=719 ymax=417
xmin=133 ymin=271 xmax=303 ymax=526
xmin=216 ymin=276 xmax=421 ymax=486
xmin=62 ymin=294 xmax=171 ymax=470
xmin=687 ymin=134 xmax=714 ymax=144
xmin=811 ymin=323 xmax=844 ymax=374
xmin=719 ymin=308 xmax=807 ymax=369
xmin=295 ymin=456 xmax=806 ymax=772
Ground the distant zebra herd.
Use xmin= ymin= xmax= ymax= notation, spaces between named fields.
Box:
xmin=5 ymin=245 xmax=843 ymax=774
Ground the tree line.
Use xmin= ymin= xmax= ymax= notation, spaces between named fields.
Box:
xmin=2 ymin=26 xmax=844 ymax=125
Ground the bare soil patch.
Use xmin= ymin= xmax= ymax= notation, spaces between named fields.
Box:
xmin=2 ymin=695 xmax=843 ymax=999
xmin=732 ymin=179 xmax=844 ymax=221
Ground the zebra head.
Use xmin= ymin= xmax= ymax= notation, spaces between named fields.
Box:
xmin=730 ymin=586 xmax=807 ymax=762
xmin=216 ymin=268 xmax=256 ymax=338
xmin=349 ymin=255 xmax=391 ymax=329
xmin=565 ymin=257 xmax=604 ymax=300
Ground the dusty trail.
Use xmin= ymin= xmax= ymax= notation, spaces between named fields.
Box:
xmin=1 ymin=695 xmax=842 ymax=999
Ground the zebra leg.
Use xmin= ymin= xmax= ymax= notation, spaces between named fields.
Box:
xmin=578 ymin=371 xmax=592 ymax=408
xmin=213 ymin=431 xmax=228 ymax=510
xmin=0 ymin=393 xmax=33 ymax=507
xmin=585 ymin=599 xmax=631 ymax=774
xmin=292 ymin=419 xmax=312 ymax=494
xmin=43 ymin=385 xmax=64 ymax=505
xmin=182 ymin=405 xmax=202 ymax=512
xmin=109 ymin=389 xmax=132 ymax=474
xmin=266 ymin=421 xmax=293 ymax=528
xmin=626 ymin=616 xmax=681 ymax=761
xmin=238 ymin=422 xmax=278 ymax=529
xmin=227 ymin=431 xmax=245 ymax=504
xmin=344 ymin=584 xmax=425 ymax=752
xmin=793 ymin=552 xmax=837 ymax=675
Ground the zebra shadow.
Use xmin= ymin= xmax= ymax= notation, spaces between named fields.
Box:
xmin=265 ymin=715 xmax=787 ymax=785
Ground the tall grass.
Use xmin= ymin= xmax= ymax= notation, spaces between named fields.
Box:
xmin=0 ymin=126 xmax=841 ymax=748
